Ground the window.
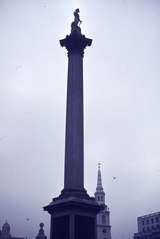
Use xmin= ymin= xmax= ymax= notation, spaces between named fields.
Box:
xmin=151 ymin=218 xmax=154 ymax=223
xmin=151 ymin=225 xmax=154 ymax=230
xmin=147 ymin=226 xmax=150 ymax=231
xmin=98 ymin=196 xmax=100 ymax=201
xmin=142 ymin=221 xmax=145 ymax=225
xmin=102 ymin=215 xmax=106 ymax=224
xmin=103 ymin=229 xmax=106 ymax=234
xmin=156 ymin=217 xmax=159 ymax=222
xmin=142 ymin=228 xmax=145 ymax=232
xmin=147 ymin=219 xmax=149 ymax=224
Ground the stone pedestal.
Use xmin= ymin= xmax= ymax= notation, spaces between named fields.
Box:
xmin=44 ymin=197 xmax=100 ymax=239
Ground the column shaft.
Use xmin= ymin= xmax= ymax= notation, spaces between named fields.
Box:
xmin=64 ymin=52 xmax=84 ymax=190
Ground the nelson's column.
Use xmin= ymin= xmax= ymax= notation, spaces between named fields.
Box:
xmin=44 ymin=9 xmax=101 ymax=239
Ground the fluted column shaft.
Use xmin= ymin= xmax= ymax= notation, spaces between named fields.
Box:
xmin=64 ymin=52 xmax=84 ymax=190
xmin=60 ymin=32 xmax=92 ymax=196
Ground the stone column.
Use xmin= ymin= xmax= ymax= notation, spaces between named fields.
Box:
xmin=44 ymin=11 xmax=101 ymax=239
xmin=60 ymin=31 xmax=92 ymax=197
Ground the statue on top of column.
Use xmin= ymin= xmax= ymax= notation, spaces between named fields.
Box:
xmin=71 ymin=9 xmax=82 ymax=34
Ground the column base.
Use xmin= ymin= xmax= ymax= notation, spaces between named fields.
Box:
xmin=60 ymin=188 xmax=89 ymax=199
xmin=44 ymin=195 xmax=102 ymax=239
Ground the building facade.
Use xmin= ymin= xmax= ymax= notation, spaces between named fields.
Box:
xmin=95 ymin=164 xmax=111 ymax=239
xmin=0 ymin=221 xmax=47 ymax=239
xmin=0 ymin=221 xmax=24 ymax=239
xmin=134 ymin=212 xmax=160 ymax=239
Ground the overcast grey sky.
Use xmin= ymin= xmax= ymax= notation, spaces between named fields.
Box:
xmin=0 ymin=1 xmax=160 ymax=239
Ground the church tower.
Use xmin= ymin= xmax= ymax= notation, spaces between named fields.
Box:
xmin=95 ymin=164 xmax=112 ymax=239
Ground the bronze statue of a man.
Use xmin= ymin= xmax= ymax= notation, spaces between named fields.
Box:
xmin=73 ymin=8 xmax=82 ymax=26
xmin=71 ymin=8 xmax=82 ymax=33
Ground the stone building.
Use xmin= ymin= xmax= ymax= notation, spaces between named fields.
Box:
xmin=0 ymin=221 xmax=23 ymax=239
xmin=35 ymin=223 xmax=47 ymax=239
xmin=134 ymin=212 xmax=160 ymax=239
xmin=95 ymin=164 xmax=111 ymax=239
xmin=0 ymin=221 xmax=47 ymax=239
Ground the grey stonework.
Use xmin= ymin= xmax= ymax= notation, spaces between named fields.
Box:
xmin=95 ymin=165 xmax=112 ymax=239
xmin=35 ymin=223 xmax=47 ymax=239
xmin=134 ymin=212 xmax=160 ymax=239
xmin=0 ymin=222 xmax=24 ymax=239
xmin=44 ymin=10 xmax=101 ymax=239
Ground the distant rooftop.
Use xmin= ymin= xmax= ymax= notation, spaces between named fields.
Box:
xmin=138 ymin=212 xmax=160 ymax=219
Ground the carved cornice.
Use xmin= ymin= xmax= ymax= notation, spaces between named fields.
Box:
xmin=60 ymin=32 xmax=92 ymax=57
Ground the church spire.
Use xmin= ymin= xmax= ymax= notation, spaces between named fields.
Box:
xmin=95 ymin=163 xmax=105 ymax=205
xmin=96 ymin=163 xmax=103 ymax=192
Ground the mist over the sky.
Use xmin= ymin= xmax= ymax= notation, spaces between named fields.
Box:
xmin=0 ymin=1 xmax=160 ymax=239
